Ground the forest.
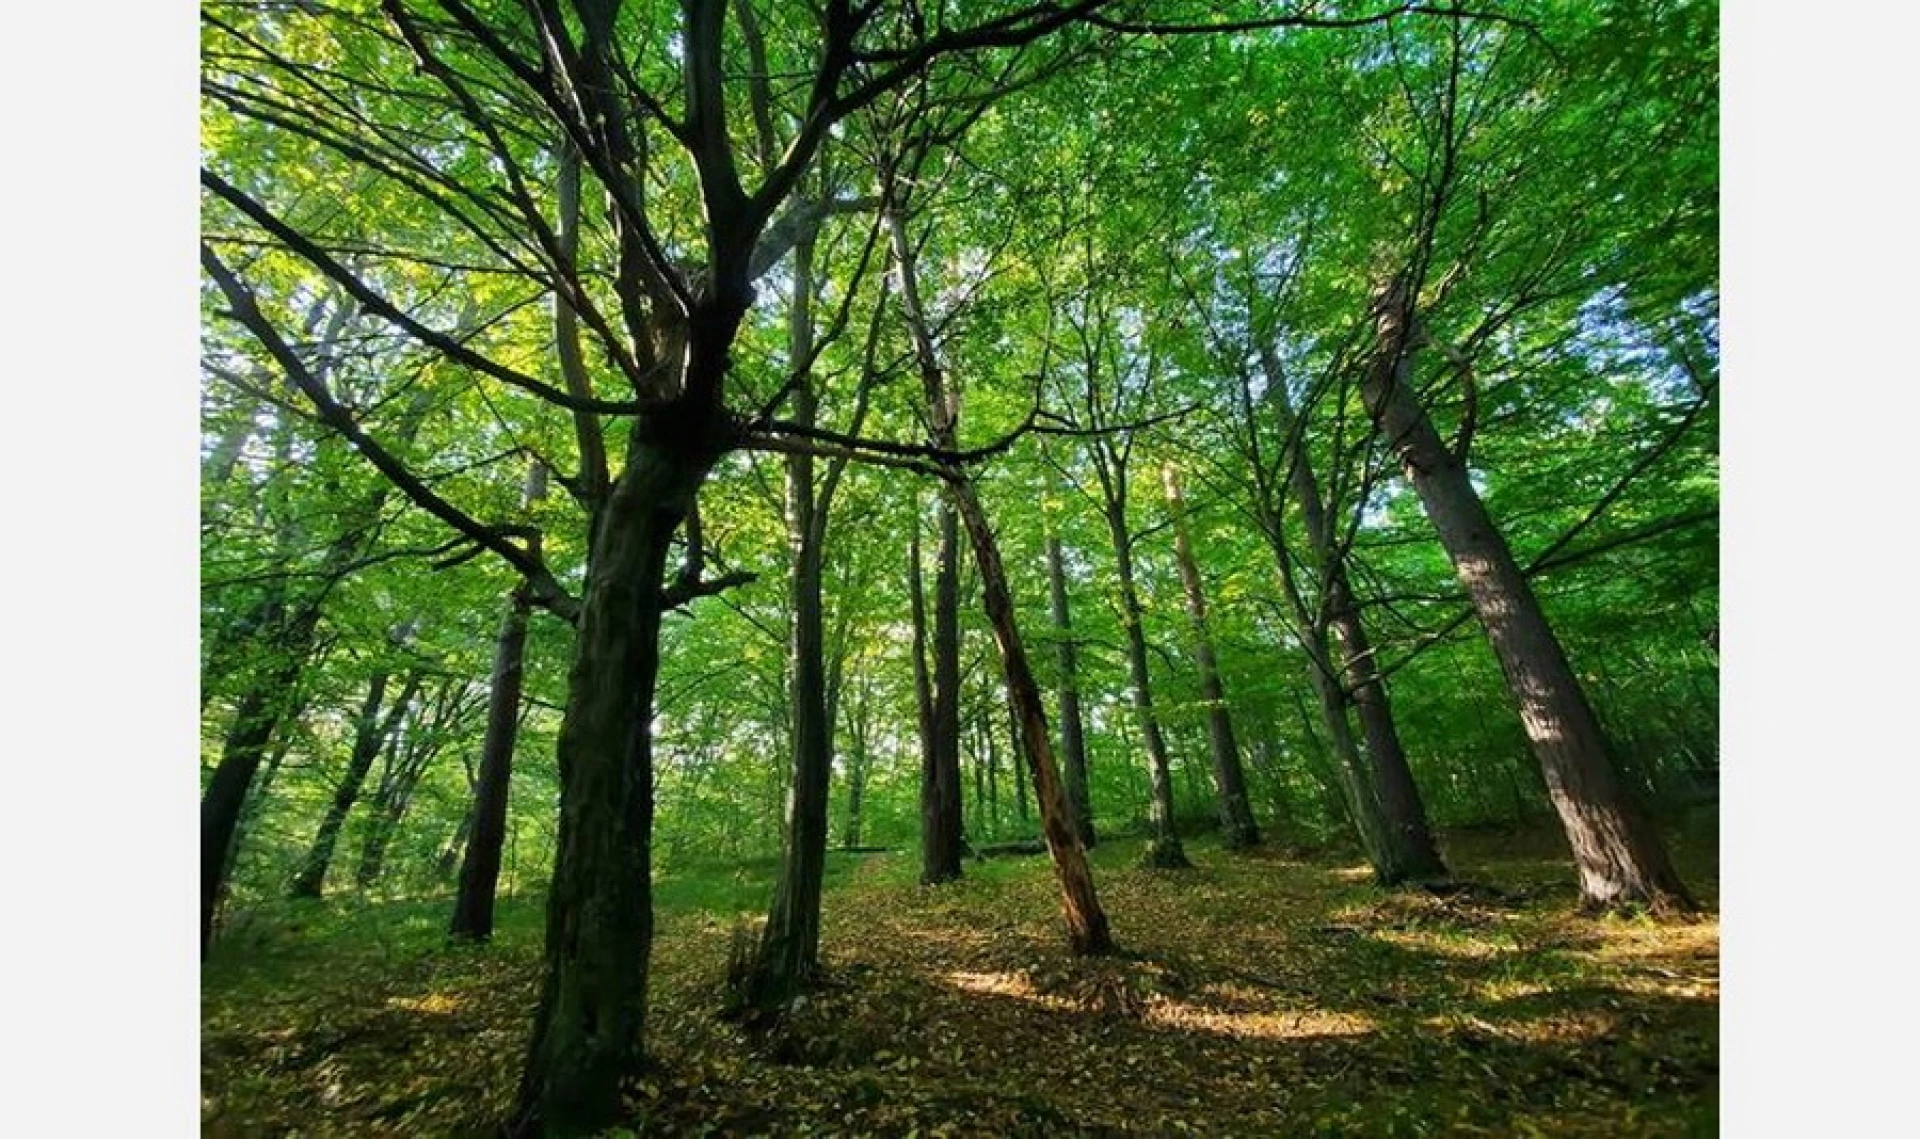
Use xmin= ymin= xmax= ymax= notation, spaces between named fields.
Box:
xmin=198 ymin=1 xmax=1719 ymax=1135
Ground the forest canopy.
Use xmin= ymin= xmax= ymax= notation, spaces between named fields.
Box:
xmin=197 ymin=1 xmax=1718 ymax=1134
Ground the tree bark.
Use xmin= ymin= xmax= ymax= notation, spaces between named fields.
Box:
xmin=908 ymin=517 xmax=951 ymax=878
xmin=923 ymin=491 xmax=967 ymax=880
xmin=1162 ymin=466 xmax=1260 ymax=850
xmin=1045 ymin=534 xmax=1097 ymax=846
xmin=1359 ymin=286 xmax=1691 ymax=911
xmin=515 ymin=416 xmax=723 ymax=1134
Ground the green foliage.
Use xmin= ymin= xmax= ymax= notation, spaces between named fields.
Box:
xmin=202 ymin=0 xmax=1716 ymax=1129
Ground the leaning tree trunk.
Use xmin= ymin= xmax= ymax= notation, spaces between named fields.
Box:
xmin=1163 ymin=466 xmax=1260 ymax=850
xmin=353 ymin=758 xmax=418 ymax=890
xmin=201 ymin=590 xmax=326 ymax=954
xmin=290 ymin=668 xmax=418 ymax=898
xmin=1360 ymin=286 xmax=1691 ymax=911
xmin=1104 ymin=502 xmax=1191 ymax=869
xmin=1045 ymin=534 xmax=1097 ymax=846
xmin=437 ymin=808 xmax=475 ymax=882
xmin=1258 ymin=343 xmax=1447 ymax=883
xmin=951 ymin=479 xmax=1114 ymax=955
xmin=515 ymin=419 xmax=724 ymax=1135
xmin=886 ymin=187 xmax=1109 ymax=951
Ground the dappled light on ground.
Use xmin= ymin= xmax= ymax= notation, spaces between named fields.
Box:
xmin=203 ymin=823 xmax=1716 ymax=1136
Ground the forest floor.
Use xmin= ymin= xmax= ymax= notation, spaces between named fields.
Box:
xmin=203 ymin=814 xmax=1718 ymax=1137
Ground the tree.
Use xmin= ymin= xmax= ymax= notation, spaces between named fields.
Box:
xmin=1044 ymin=530 xmax=1098 ymax=847
xmin=289 ymin=658 xmax=423 ymax=898
xmin=1162 ymin=464 xmax=1260 ymax=849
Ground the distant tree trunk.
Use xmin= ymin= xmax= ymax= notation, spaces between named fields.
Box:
xmin=450 ymin=592 xmax=534 ymax=935
xmin=1009 ymin=702 xmax=1031 ymax=827
xmin=1162 ymin=466 xmax=1260 ymax=850
xmin=291 ymin=666 xmax=420 ymax=899
xmin=1300 ymin=624 xmax=1399 ymax=866
xmin=1360 ymin=285 xmax=1691 ymax=911
xmin=438 ymin=807 xmax=475 ymax=881
xmin=220 ymin=697 xmax=306 ymax=911
xmin=925 ymin=492 xmax=967 ymax=881
xmin=1045 ymin=534 xmax=1096 ymax=846
xmin=841 ymin=678 xmax=871 ymax=850
xmin=908 ymin=517 xmax=959 ymax=882
xmin=983 ymin=705 xmax=1001 ymax=834
xmin=1290 ymin=688 xmax=1360 ymax=839
xmin=1245 ymin=734 xmax=1299 ymax=843
xmin=202 ymin=345 xmax=431 ymax=951
xmin=1256 ymin=344 xmax=1447 ymax=884
xmin=355 ymin=681 xmax=470 ymax=890
xmin=1103 ymin=500 xmax=1191 ymax=869
xmin=970 ymin=725 xmax=986 ymax=838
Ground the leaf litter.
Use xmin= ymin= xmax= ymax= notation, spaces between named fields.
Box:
xmin=203 ymin=824 xmax=1717 ymax=1136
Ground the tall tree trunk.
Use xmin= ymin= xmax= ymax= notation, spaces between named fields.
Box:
xmin=291 ymin=668 xmax=418 ymax=898
xmin=356 ymin=683 xmax=461 ymax=890
xmin=353 ymin=723 xmax=408 ymax=889
xmin=1258 ymin=345 xmax=1447 ymax=883
xmin=1301 ymin=623 xmax=1398 ymax=868
xmin=1163 ymin=466 xmax=1260 ymax=850
xmin=452 ymin=463 xmax=547 ymax=938
xmin=516 ymin=422 xmax=722 ymax=1134
xmin=1045 ymin=534 xmax=1097 ymax=846
xmin=1360 ymin=286 xmax=1691 ymax=911
xmin=1104 ymin=502 xmax=1191 ymax=869
xmin=744 ymin=228 xmax=836 ymax=1008
xmin=984 ymin=704 xmax=1001 ymax=834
